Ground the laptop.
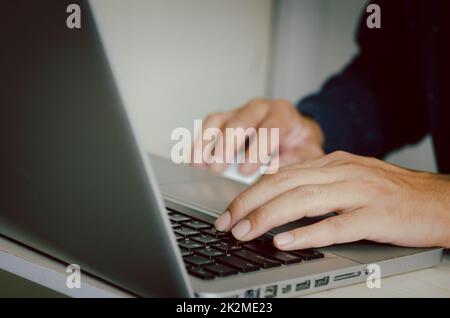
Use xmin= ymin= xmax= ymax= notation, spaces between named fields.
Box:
xmin=0 ymin=0 xmax=443 ymax=298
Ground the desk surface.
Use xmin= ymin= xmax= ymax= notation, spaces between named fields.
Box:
xmin=1 ymin=235 xmax=449 ymax=297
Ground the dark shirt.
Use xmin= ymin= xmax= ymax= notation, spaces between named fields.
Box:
xmin=297 ymin=0 xmax=450 ymax=173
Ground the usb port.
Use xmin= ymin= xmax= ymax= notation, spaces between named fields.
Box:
xmin=295 ymin=280 xmax=311 ymax=291
xmin=244 ymin=289 xmax=260 ymax=298
xmin=314 ymin=276 xmax=330 ymax=288
xmin=334 ymin=271 xmax=361 ymax=282
xmin=264 ymin=285 xmax=278 ymax=298
xmin=281 ymin=284 xmax=292 ymax=294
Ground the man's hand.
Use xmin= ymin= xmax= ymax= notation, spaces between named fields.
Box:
xmin=214 ymin=151 xmax=450 ymax=249
xmin=192 ymin=99 xmax=325 ymax=175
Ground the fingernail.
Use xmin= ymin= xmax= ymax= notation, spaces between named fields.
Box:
xmin=274 ymin=232 xmax=295 ymax=247
xmin=215 ymin=210 xmax=231 ymax=231
xmin=231 ymin=219 xmax=251 ymax=239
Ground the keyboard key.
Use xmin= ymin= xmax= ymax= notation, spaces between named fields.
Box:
xmin=191 ymin=234 xmax=220 ymax=245
xmin=213 ymin=242 xmax=242 ymax=253
xmin=184 ymin=255 xmax=214 ymax=267
xmin=195 ymin=247 xmax=224 ymax=259
xmin=254 ymin=235 xmax=273 ymax=244
xmin=232 ymin=249 xmax=281 ymax=268
xmin=183 ymin=220 xmax=210 ymax=230
xmin=201 ymin=228 xmax=228 ymax=237
xmin=178 ymin=239 xmax=203 ymax=251
xmin=169 ymin=213 xmax=191 ymax=223
xmin=221 ymin=234 xmax=242 ymax=244
xmin=180 ymin=247 xmax=193 ymax=257
xmin=244 ymin=242 xmax=302 ymax=265
xmin=291 ymin=249 xmax=324 ymax=261
xmin=172 ymin=223 xmax=181 ymax=229
xmin=204 ymin=263 xmax=238 ymax=277
xmin=175 ymin=227 xmax=200 ymax=237
xmin=188 ymin=267 xmax=215 ymax=280
xmin=216 ymin=254 xmax=260 ymax=273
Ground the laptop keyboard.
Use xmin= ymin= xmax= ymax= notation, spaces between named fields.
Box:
xmin=167 ymin=208 xmax=324 ymax=280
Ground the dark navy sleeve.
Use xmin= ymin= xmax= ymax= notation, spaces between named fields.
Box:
xmin=297 ymin=1 xmax=428 ymax=158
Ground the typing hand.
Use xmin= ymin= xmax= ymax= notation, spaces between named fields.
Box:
xmin=215 ymin=151 xmax=450 ymax=249
xmin=191 ymin=99 xmax=325 ymax=175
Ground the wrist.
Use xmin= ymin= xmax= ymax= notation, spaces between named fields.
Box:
xmin=427 ymin=173 xmax=450 ymax=248
xmin=441 ymin=175 xmax=450 ymax=248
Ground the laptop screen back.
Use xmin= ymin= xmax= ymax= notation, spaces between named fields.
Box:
xmin=0 ymin=0 xmax=191 ymax=297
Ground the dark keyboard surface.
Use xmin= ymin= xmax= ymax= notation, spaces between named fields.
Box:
xmin=167 ymin=208 xmax=324 ymax=280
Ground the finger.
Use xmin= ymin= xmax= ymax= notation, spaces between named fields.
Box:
xmin=192 ymin=112 xmax=233 ymax=167
xmin=208 ymin=101 xmax=270 ymax=173
xmin=222 ymin=165 xmax=350 ymax=230
xmin=230 ymin=182 xmax=365 ymax=241
xmin=220 ymin=101 xmax=270 ymax=164
xmin=273 ymin=212 xmax=372 ymax=250
xmin=238 ymin=114 xmax=285 ymax=175
xmin=237 ymin=100 xmax=296 ymax=175
xmin=207 ymin=132 xmax=230 ymax=174
xmin=238 ymin=133 xmax=261 ymax=175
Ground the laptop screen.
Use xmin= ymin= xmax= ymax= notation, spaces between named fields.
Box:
xmin=0 ymin=0 xmax=191 ymax=297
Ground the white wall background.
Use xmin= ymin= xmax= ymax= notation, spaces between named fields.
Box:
xmin=90 ymin=0 xmax=272 ymax=158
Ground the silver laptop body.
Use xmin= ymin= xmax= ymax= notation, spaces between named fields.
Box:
xmin=152 ymin=155 xmax=442 ymax=297
xmin=0 ymin=0 xmax=442 ymax=298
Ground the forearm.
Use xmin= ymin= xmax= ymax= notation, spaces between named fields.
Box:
xmin=297 ymin=67 xmax=386 ymax=157
xmin=420 ymin=173 xmax=450 ymax=248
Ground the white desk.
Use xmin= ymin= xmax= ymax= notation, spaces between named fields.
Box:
xmin=1 ymin=235 xmax=449 ymax=297
xmin=0 ymin=236 xmax=131 ymax=298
